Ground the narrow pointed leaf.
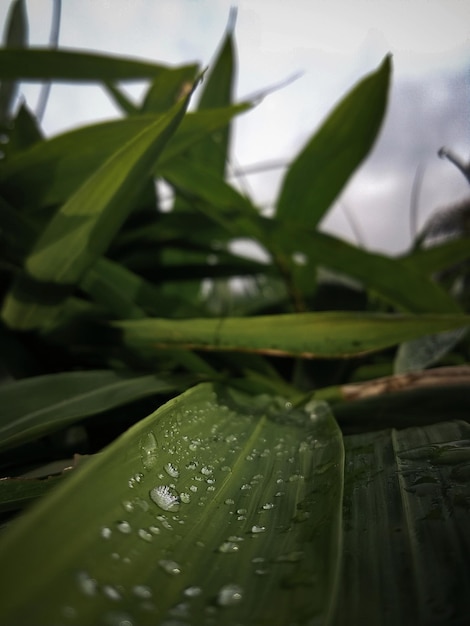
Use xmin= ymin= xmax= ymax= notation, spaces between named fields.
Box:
xmin=115 ymin=312 xmax=470 ymax=359
xmin=0 ymin=383 xmax=344 ymax=626
xmin=276 ymin=56 xmax=391 ymax=227
xmin=0 ymin=105 xmax=250 ymax=211
xmin=0 ymin=48 xmax=180 ymax=82
xmin=191 ymin=11 xmax=236 ymax=178
xmin=0 ymin=370 xmax=181 ymax=452
xmin=401 ymin=237 xmax=470 ymax=275
xmin=0 ymin=0 xmax=29 ymax=125
xmin=142 ymin=64 xmax=199 ymax=113
xmin=270 ymin=226 xmax=461 ymax=313
xmin=1 ymin=88 xmax=194 ymax=330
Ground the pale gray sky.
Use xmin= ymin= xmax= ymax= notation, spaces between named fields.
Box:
xmin=2 ymin=0 xmax=470 ymax=252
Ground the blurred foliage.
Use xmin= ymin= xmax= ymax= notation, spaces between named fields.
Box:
xmin=0 ymin=2 xmax=469 ymax=624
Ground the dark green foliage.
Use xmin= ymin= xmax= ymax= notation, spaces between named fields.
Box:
xmin=0 ymin=4 xmax=469 ymax=624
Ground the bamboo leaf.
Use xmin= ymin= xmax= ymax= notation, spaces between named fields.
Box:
xmin=0 ymin=105 xmax=251 ymax=211
xmin=191 ymin=9 xmax=237 ymax=178
xmin=401 ymin=238 xmax=470 ymax=275
xmin=276 ymin=55 xmax=391 ymax=227
xmin=270 ymin=226 xmax=462 ymax=313
xmin=0 ymin=370 xmax=181 ymax=452
xmin=335 ymin=420 xmax=470 ymax=624
xmin=1 ymin=87 xmax=195 ymax=330
xmin=0 ymin=48 xmax=178 ymax=82
xmin=142 ymin=64 xmax=199 ymax=113
xmin=0 ymin=0 xmax=28 ymax=125
xmin=0 ymin=383 xmax=344 ymax=626
xmin=115 ymin=312 xmax=470 ymax=359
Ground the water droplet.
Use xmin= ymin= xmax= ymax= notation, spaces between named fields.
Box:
xmin=184 ymin=586 xmax=202 ymax=598
xmin=236 ymin=508 xmax=247 ymax=515
xmin=103 ymin=610 xmax=134 ymax=626
xmin=149 ymin=525 xmax=160 ymax=535
xmin=186 ymin=460 xmax=198 ymax=470
xmin=200 ymin=466 xmax=213 ymax=476
xmin=116 ymin=520 xmax=132 ymax=534
xmin=252 ymin=556 xmax=265 ymax=563
xmin=217 ymin=583 xmax=243 ymax=607
xmin=262 ymin=503 xmax=275 ymax=510
xmin=122 ymin=500 xmax=135 ymax=513
xmin=276 ymin=550 xmax=304 ymax=563
xmin=140 ymin=432 xmax=158 ymax=470
xmin=224 ymin=498 xmax=235 ymax=505
xmin=150 ymin=485 xmax=181 ymax=512
xmin=77 ymin=570 xmax=97 ymax=596
xmin=101 ymin=526 xmax=112 ymax=539
xmin=164 ymin=462 xmax=180 ymax=478
xmin=225 ymin=434 xmax=237 ymax=443
xmin=240 ymin=483 xmax=251 ymax=491
xmin=251 ymin=525 xmax=266 ymax=534
xmin=135 ymin=498 xmax=149 ymax=512
xmin=180 ymin=492 xmax=191 ymax=504
xmin=159 ymin=559 xmax=182 ymax=575
xmin=135 ymin=473 xmax=144 ymax=483
xmin=133 ymin=585 xmax=152 ymax=599
xmin=189 ymin=485 xmax=198 ymax=493
xmin=218 ymin=541 xmax=240 ymax=553
xmin=103 ymin=584 xmax=122 ymax=601
xmin=138 ymin=528 xmax=153 ymax=542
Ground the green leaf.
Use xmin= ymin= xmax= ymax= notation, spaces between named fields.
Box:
xmin=0 ymin=383 xmax=344 ymax=626
xmin=335 ymin=420 xmax=470 ymax=624
xmin=0 ymin=0 xmax=29 ymax=125
xmin=401 ymin=238 xmax=470 ymax=275
xmin=276 ymin=55 xmax=391 ymax=227
xmin=3 ymin=101 xmax=43 ymax=157
xmin=102 ymin=81 xmax=140 ymax=116
xmin=160 ymin=156 xmax=264 ymax=240
xmin=142 ymin=64 xmax=199 ymax=113
xmin=0 ymin=370 xmax=181 ymax=452
xmin=115 ymin=312 xmax=470 ymax=359
xmin=191 ymin=11 xmax=236 ymax=178
xmin=0 ymin=48 xmax=178 ymax=82
xmin=0 ymin=105 xmax=251 ymax=211
xmin=1 ymin=87 xmax=194 ymax=330
xmin=270 ymin=226 xmax=462 ymax=313
xmin=394 ymin=328 xmax=468 ymax=373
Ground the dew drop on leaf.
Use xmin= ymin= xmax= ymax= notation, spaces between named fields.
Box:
xmin=158 ymin=559 xmax=182 ymax=575
xmin=217 ymin=583 xmax=243 ymax=606
xmin=116 ymin=520 xmax=132 ymax=534
xmin=140 ymin=432 xmax=158 ymax=470
xmin=149 ymin=485 xmax=181 ymax=512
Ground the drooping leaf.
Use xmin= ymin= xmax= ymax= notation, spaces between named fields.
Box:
xmin=1 ymin=86 xmax=195 ymax=330
xmin=0 ymin=383 xmax=344 ymax=626
xmin=276 ymin=55 xmax=391 ymax=227
xmin=115 ymin=312 xmax=470 ymax=359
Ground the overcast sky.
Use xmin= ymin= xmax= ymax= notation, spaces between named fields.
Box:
xmin=2 ymin=0 xmax=470 ymax=253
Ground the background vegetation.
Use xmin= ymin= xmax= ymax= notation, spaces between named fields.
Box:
xmin=0 ymin=2 xmax=469 ymax=624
